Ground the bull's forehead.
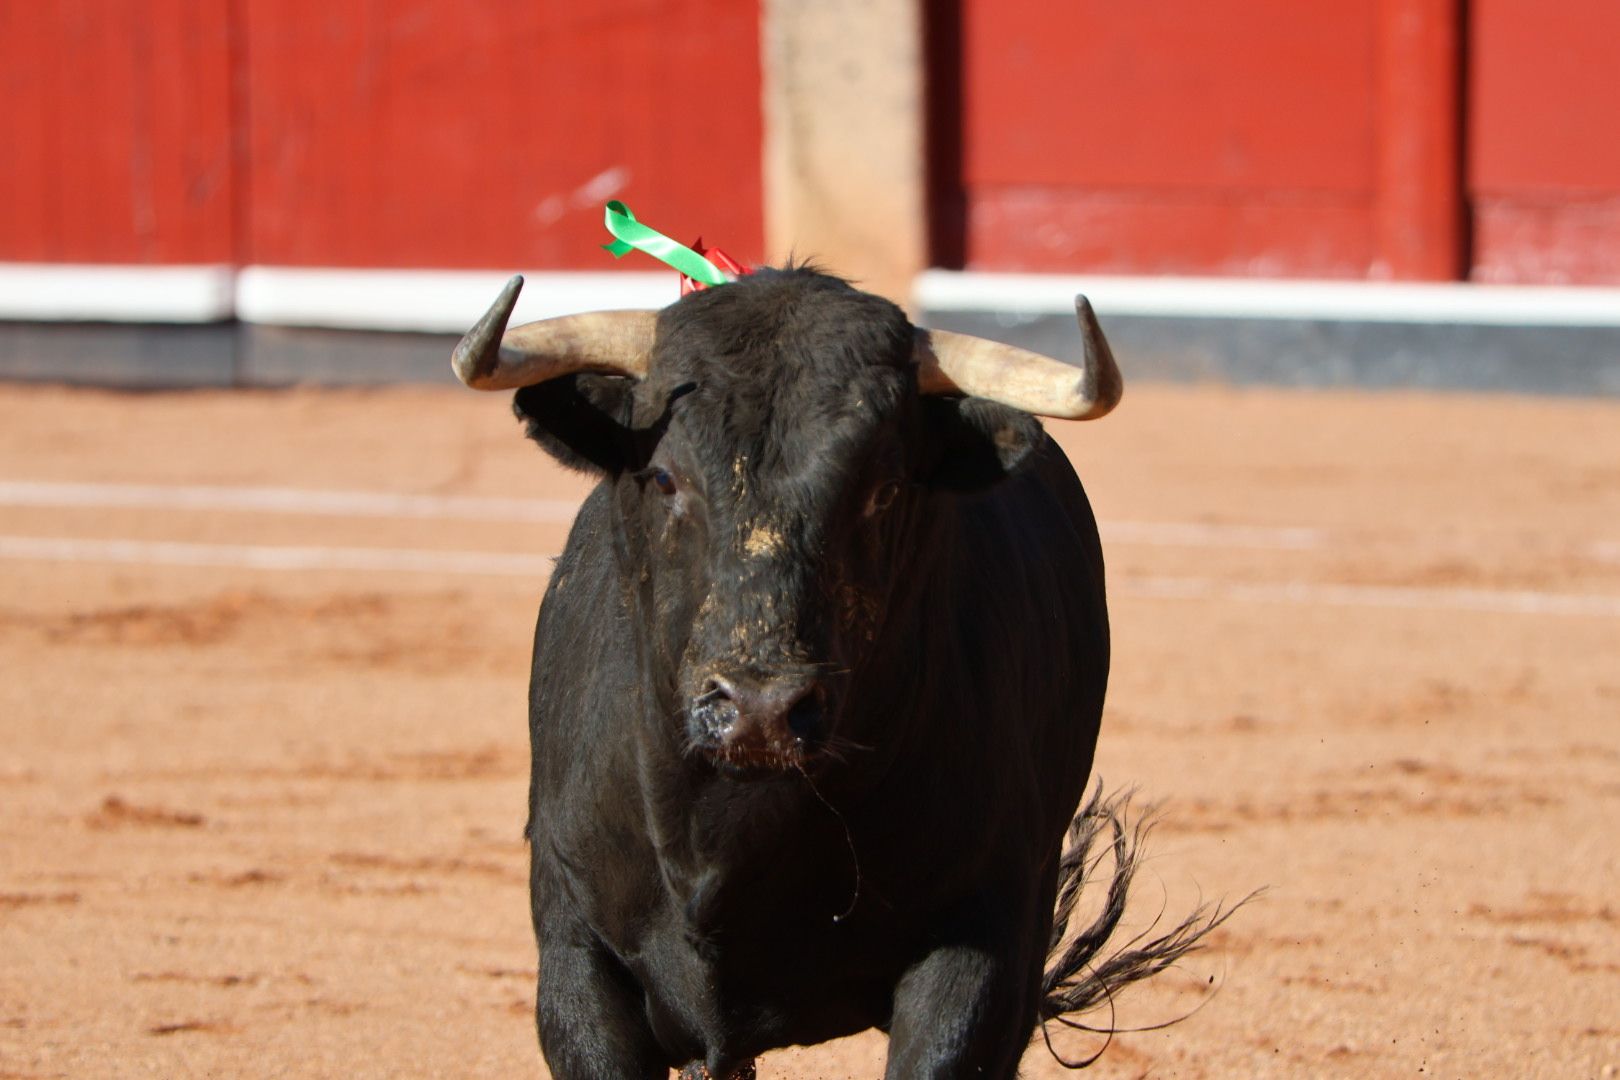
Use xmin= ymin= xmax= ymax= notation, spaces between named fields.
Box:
xmin=647 ymin=267 xmax=916 ymax=482
xmin=651 ymin=268 xmax=913 ymax=388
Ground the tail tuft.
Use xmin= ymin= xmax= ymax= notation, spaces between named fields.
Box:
xmin=1039 ymin=782 xmax=1257 ymax=1068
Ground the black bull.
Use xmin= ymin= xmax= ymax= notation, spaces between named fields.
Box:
xmin=462 ymin=269 xmax=1232 ymax=1077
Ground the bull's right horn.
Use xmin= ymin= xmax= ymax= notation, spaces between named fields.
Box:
xmin=452 ymin=275 xmax=658 ymax=391
xmin=913 ymin=295 xmax=1123 ymax=420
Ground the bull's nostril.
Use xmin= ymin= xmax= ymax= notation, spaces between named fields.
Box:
xmin=786 ymin=695 xmax=822 ymax=744
xmin=697 ymin=675 xmax=735 ymax=706
xmin=691 ymin=676 xmax=740 ymax=740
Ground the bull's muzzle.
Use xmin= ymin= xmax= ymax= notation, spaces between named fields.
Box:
xmin=688 ymin=672 xmax=824 ymax=770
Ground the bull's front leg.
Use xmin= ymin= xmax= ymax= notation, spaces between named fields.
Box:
xmin=883 ymin=906 xmax=1046 ymax=1079
xmin=535 ymin=919 xmax=666 ymax=1080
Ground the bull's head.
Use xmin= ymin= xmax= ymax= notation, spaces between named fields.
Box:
xmin=454 ymin=269 xmax=1120 ymax=775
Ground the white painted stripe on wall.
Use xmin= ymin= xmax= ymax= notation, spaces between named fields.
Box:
xmin=0 ymin=535 xmax=553 ymax=577
xmin=235 ymin=267 xmax=678 ymax=332
xmin=0 ymin=264 xmax=678 ymax=329
xmin=0 ymin=264 xmax=236 ymax=323
xmin=3 ymin=534 xmax=1617 ymax=617
xmin=914 ymin=270 xmax=1620 ymax=327
xmin=0 ymin=480 xmax=581 ymax=523
xmin=10 ymin=263 xmax=1618 ymax=331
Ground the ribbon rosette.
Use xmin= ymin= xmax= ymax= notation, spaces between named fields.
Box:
xmin=601 ymin=200 xmax=752 ymax=294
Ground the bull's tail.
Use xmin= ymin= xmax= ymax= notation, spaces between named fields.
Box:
xmin=1039 ymin=782 xmax=1255 ymax=1068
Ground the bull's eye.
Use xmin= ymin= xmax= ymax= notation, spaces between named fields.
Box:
xmin=634 ymin=466 xmax=681 ymax=499
xmin=866 ymin=480 xmax=901 ymax=516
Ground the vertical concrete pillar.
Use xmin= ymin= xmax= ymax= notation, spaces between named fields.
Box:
xmin=760 ymin=0 xmax=928 ymax=307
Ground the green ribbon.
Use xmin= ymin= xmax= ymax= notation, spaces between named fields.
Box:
xmin=601 ymin=200 xmax=730 ymax=286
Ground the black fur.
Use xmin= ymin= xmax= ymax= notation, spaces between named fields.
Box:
xmin=513 ymin=268 xmax=1216 ymax=1078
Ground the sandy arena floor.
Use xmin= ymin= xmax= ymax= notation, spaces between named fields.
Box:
xmin=1 ymin=380 xmax=1616 ymax=1079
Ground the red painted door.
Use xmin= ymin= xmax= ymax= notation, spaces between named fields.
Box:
xmin=943 ymin=0 xmax=1468 ymax=281
xmin=239 ymin=0 xmax=763 ymax=269
xmin=0 ymin=1 xmax=761 ymax=271
xmin=1468 ymin=0 xmax=1620 ymax=284
xmin=0 ymin=1 xmax=237 ymax=264
xmin=946 ymin=0 xmax=1394 ymax=277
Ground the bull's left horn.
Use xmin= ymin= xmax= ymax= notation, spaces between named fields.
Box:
xmin=913 ymin=295 xmax=1123 ymax=420
xmin=452 ymin=274 xmax=658 ymax=390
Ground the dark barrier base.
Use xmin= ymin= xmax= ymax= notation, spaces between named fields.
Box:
xmin=3 ymin=317 xmax=1618 ymax=397
xmin=0 ymin=322 xmax=240 ymax=388
xmin=924 ymin=311 xmax=1620 ymax=398
xmin=0 ymin=324 xmax=462 ymax=390
xmin=235 ymin=326 xmax=461 ymax=387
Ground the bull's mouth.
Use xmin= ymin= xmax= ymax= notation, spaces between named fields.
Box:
xmin=687 ymin=721 xmax=821 ymax=777
xmin=708 ymin=744 xmax=811 ymax=777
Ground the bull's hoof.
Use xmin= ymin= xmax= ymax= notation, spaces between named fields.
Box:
xmin=677 ymin=1061 xmax=757 ymax=1080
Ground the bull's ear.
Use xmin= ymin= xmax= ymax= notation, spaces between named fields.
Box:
xmin=512 ymin=374 xmax=640 ymax=476
xmin=922 ymin=397 xmax=1044 ymax=491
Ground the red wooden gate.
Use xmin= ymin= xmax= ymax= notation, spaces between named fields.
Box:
xmin=942 ymin=0 xmax=1620 ymax=284
xmin=0 ymin=1 xmax=763 ymax=271
xmin=1469 ymin=0 xmax=1620 ymax=284
xmin=239 ymin=0 xmax=763 ymax=269
xmin=6 ymin=2 xmax=1618 ymax=284
xmin=0 ymin=2 xmax=237 ymax=264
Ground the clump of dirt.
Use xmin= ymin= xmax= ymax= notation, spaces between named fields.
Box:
xmin=85 ymin=795 xmax=205 ymax=830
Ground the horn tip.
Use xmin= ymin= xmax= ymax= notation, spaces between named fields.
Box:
xmin=451 ymin=275 xmax=527 ymax=388
xmin=1072 ymin=293 xmax=1123 ymax=420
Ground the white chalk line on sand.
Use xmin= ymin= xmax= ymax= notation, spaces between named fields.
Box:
xmin=0 ymin=535 xmax=553 ymax=578
xmin=2 ymin=535 xmax=1619 ymax=619
xmin=0 ymin=479 xmax=582 ymax=524
xmin=0 ymin=479 xmax=1324 ymax=550
xmin=1100 ymin=521 xmax=1326 ymax=550
xmin=1118 ymin=575 xmax=1620 ymax=619
xmin=11 ymin=479 xmax=1620 ymax=561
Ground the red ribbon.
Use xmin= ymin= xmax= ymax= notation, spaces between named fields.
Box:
xmin=681 ymin=238 xmax=753 ymax=296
